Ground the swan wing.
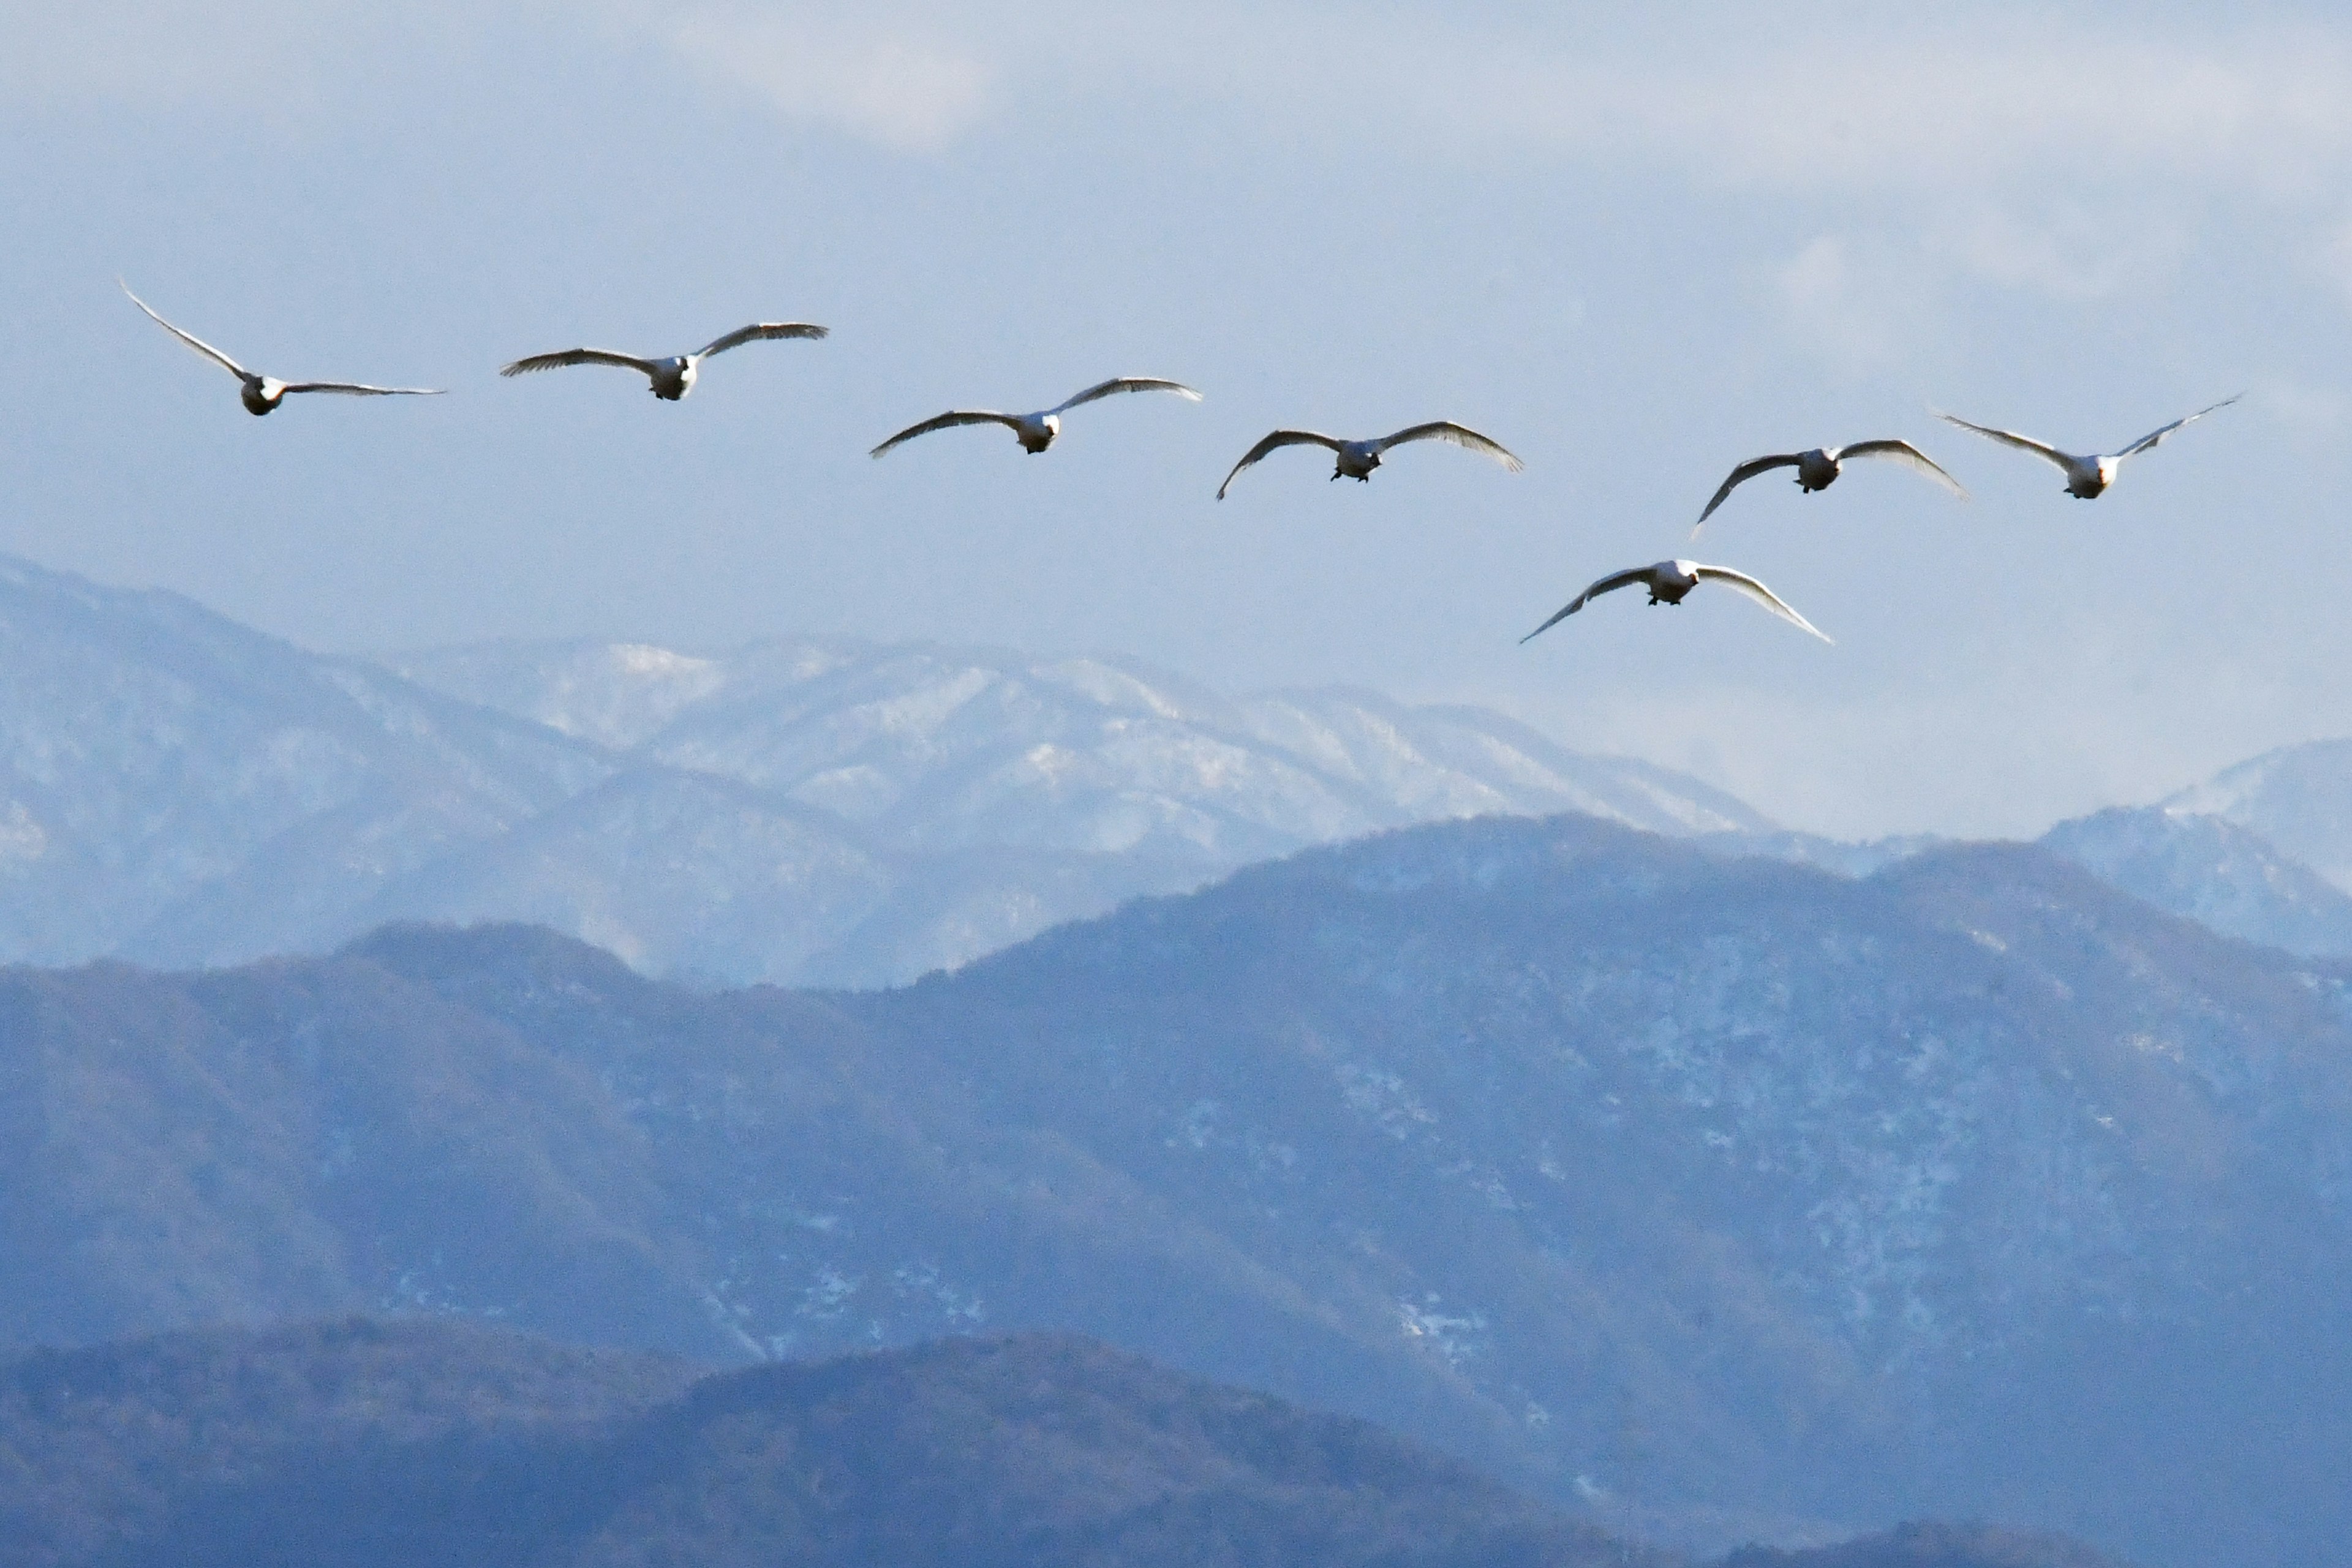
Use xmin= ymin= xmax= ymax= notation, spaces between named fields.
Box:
xmin=694 ymin=322 xmax=831 ymax=358
xmin=1216 ymin=430 xmax=1344 ymax=499
xmin=1693 ymin=454 xmax=1801 ymax=535
xmin=1835 ymin=439 xmax=1969 ymax=500
xmin=1692 ymin=565 xmax=1832 ymax=643
xmin=1935 ymin=412 xmax=2076 ymax=472
xmin=1050 ymin=376 xmax=1204 ymax=415
xmin=869 ymin=410 xmax=1019 ymax=458
xmin=2114 ymin=394 xmax=2242 ymax=460
xmin=1520 ymin=566 xmax=1655 ymax=643
xmin=499 ymin=349 xmax=660 ymax=379
xmin=121 ymin=281 xmax=251 ymax=382
xmin=1370 ymin=420 xmax=1525 ymax=470
xmin=279 ymin=382 xmax=446 ymax=397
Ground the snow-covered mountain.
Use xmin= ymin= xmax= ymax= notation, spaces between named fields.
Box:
xmin=388 ymin=637 xmax=1768 ymax=859
xmin=0 ymin=554 xmax=1766 ymax=984
xmin=2036 ymin=740 xmax=2352 ymax=959
xmin=2162 ymin=737 xmax=2352 ymax=889
xmin=369 ymin=636 xmax=1776 ymax=986
xmin=0 ymin=555 xmax=608 ymax=968
xmin=2039 ymin=805 xmax=2352 ymax=958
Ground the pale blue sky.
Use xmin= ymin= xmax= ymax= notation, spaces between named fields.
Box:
xmin=6 ymin=2 xmax=2352 ymax=836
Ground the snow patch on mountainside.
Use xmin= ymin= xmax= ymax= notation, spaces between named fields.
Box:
xmin=0 ymin=555 xmax=1773 ymax=984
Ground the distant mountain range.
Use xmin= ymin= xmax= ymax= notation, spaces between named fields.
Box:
xmin=0 ymin=1317 xmax=2114 ymax=1568
xmin=0 ymin=552 xmax=1761 ymax=986
xmin=2034 ymin=742 xmax=2352 ymax=957
xmin=17 ymin=548 xmax=2352 ymax=981
xmin=7 ymin=813 xmax=2348 ymax=1566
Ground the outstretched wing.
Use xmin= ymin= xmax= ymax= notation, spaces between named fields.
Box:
xmin=2114 ymin=394 xmax=2241 ymax=459
xmin=1050 ymin=376 xmax=1203 ymax=415
xmin=499 ymin=349 xmax=660 ymax=378
xmin=695 ymin=322 xmax=831 ymax=358
xmin=1835 ymin=439 xmax=1969 ymax=499
xmin=1692 ymin=565 xmax=1832 ymax=643
xmin=1520 ymin=567 xmax=1655 ymax=643
xmin=280 ymin=382 xmax=445 ymax=397
xmin=1216 ymin=429 xmax=1344 ymax=499
xmin=1692 ymin=454 xmax=1801 ymax=535
xmin=121 ymin=281 xmax=251 ymax=382
xmin=1370 ymin=421 xmax=1525 ymax=471
xmin=1935 ymin=412 xmax=2075 ymax=473
xmin=869 ymin=410 xmax=1019 ymax=459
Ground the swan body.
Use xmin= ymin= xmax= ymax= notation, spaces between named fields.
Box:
xmin=1694 ymin=440 xmax=1966 ymax=534
xmin=1217 ymin=420 xmax=1521 ymax=499
xmin=122 ymin=282 xmax=443 ymax=416
xmin=1936 ymin=397 xmax=2239 ymax=499
xmin=870 ymin=377 xmax=1201 ymax=459
xmin=500 ymin=321 xmax=829 ymax=401
xmin=1522 ymin=560 xmax=1830 ymax=644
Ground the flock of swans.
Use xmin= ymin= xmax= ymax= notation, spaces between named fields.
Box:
xmin=122 ymin=279 xmax=2241 ymax=650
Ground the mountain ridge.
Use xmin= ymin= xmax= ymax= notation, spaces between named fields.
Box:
xmin=5 ymin=810 xmax=2348 ymax=1565
xmin=0 ymin=1315 xmax=2122 ymax=1568
xmin=0 ymin=551 xmax=1765 ymax=986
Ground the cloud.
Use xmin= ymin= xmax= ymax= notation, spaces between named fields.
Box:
xmin=1772 ymin=233 xmax=1946 ymax=375
xmin=1483 ymin=32 xmax=2352 ymax=197
xmin=0 ymin=1 xmax=345 ymax=108
xmin=1921 ymin=198 xmax=2201 ymax=307
xmin=20 ymin=3 xmax=2352 ymax=200
xmin=662 ymin=10 xmax=992 ymax=153
xmin=995 ymin=9 xmax=2352 ymax=204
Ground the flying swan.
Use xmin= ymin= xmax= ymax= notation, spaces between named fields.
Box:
xmin=869 ymin=377 xmax=1202 ymax=458
xmin=1935 ymin=396 xmax=2241 ymax=499
xmin=123 ymin=282 xmax=443 ymax=416
xmin=1693 ymin=440 xmax=1966 ymax=535
xmin=1521 ymin=560 xmax=1831 ymax=644
xmin=500 ymin=322 xmax=829 ymax=401
xmin=1216 ymin=422 xmax=1522 ymax=499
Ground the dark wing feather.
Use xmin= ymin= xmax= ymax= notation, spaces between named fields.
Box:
xmin=695 ymin=322 xmax=830 ymax=358
xmin=1520 ymin=567 xmax=1655 ymax=643
xmin=279 ymin=382 xmax=445 ymax=397
xmin=869 ymin=410 xmax=1020 ymax=458
xmin=1215 ymin=430 xmax=1343 ymax=499
xmin=2115 ymin=394 xmax=2241 ymax=459
xmin=1692 ymin=454 xmax=1801 ymax=533
xmin=499 ymin=349 xmax=658 ymax=378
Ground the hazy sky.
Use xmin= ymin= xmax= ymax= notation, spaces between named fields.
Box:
xmin=7 ymin=1 xmax=2352 ymax=838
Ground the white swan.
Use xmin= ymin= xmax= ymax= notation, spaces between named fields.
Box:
xmin=1216 ymin=421 xmax=1522 ymax=499
xmin=500 ymin=322 xmax=829 ymax=401
xmin=1694 ymin=440 xmax=1966 ymax=535
xmin=123 ymin=282 xmax=443 ymax=417
xmin=1522 ymin=560 xmax=1830 ymax=644
xmin=1936 ymin=396 xmax=2240 ymax=499
xmin=870 ymin=377 xmax=1202 ymax=458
